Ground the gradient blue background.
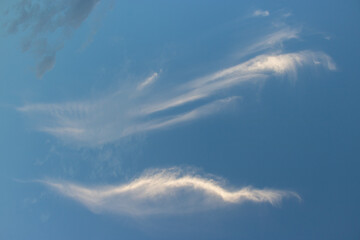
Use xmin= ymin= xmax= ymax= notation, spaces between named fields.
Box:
xmin=1 ymin=0 xmax=360 ymax=239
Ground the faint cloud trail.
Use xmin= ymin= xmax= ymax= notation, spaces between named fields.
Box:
xmin=137 ymin=71 xmax=160 ymax=91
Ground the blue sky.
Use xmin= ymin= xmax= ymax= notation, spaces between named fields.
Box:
xmin=1 ymin=0 xmax=360 ymax=239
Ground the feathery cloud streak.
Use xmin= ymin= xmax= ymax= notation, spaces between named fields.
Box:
xmin=42 ymin=167 xmax=300 ymax=216
xmin=140 ymin=51 xmax=335 ymax=115
xmin=123 ymin=96 xmax=241 ymax=137
xmin=137 ymin=72 xmax=160 ymax=91
xmin=18 ymin=26 xmax=336 ymax=146
xmin=4 ymin=0 xmax=100 ymax=78
xmin=236 ymin=27 xmax=300 ymax=59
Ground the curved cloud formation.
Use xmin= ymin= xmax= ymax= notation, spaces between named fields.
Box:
xmin=140 ymin=51 xmax=336 ymax=115
xmin=17 ymin=25 xmax=336 ymax=146
xmin=42 ymin=168 xmax=300 ymax=216
xmin=18 ymin=51 xmax=335 ymax=146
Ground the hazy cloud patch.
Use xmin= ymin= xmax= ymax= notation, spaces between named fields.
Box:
xmin=253 ymin=10 xmax=270 ymax=17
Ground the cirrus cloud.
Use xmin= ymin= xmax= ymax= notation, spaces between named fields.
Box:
xmin=41 ymin=167 xmax=300 ymax=216
xmin=17 ymin=21 xmax=336 ymax=147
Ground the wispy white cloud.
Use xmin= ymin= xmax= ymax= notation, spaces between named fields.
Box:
xmin=238 ymin=27 xmax=300 ymax=59
xmin=18 ymin=25 xmax=336 ymax=146
xmin=18 ymin=94 xmax=241 ymax=146
xmin=137 ymin=71 xmax=160 ymax=91
xmin=123 ymin=96 xmax=241 ymax=136
xmin=41 ymin=167 xmax=300 ymax=216
xmin=253 ymin=10 xmax=270 ymax=17
xmin=18 ymin=94 xmax=131 ymax=146
xmin=140 ymin=51 xmax=335 ymax=115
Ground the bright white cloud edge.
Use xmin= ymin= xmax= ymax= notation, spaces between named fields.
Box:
xmin=41 ymin=167 xmax=300 ymax=216
xmin=18 ymin=26 xmax=336 ymax=146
